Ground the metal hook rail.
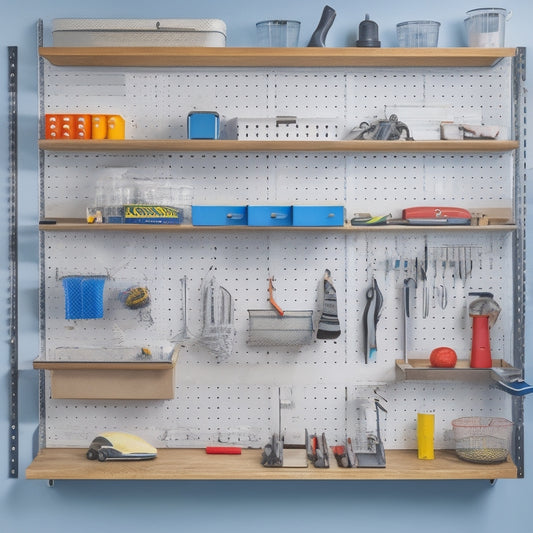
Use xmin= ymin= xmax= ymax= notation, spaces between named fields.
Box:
xmin=8 ymin=45 xmax=18 ymax=479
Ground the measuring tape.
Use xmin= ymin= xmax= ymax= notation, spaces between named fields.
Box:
xmin=8 ymin=45 xmax=18 ymax=479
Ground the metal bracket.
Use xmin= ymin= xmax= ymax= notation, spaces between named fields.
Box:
xmin=8 ymin=45 xmax=18 ymax=479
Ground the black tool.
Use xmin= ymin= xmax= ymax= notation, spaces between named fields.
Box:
xmin=317 ymin=269 xmax=341 ymax=339
xmin=356 ymin=14 xmax=381 ymax=47
xmin=308 ymin=5 xmax=336 ymax=47
xmin=363 ymin=278 xmax=383 ymax=363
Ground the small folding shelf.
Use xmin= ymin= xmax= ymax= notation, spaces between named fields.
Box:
xmin=396 ymin=358 xmax=517 ymax=382
xmin=33 ymin=347 xmax=179 ymax=400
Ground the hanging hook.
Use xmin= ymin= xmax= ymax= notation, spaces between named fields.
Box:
xmin=268 ymin=278 xmax=284 ymax=316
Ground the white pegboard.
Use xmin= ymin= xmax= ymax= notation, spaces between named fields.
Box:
xmin=40 ymin=58 xmax=520 ymax=450
xmin=42 ymin=60 xmax=513 ymax=141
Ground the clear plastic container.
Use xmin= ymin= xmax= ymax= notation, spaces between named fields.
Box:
xmin=396 ymin=20 xmax=440 ymax=48
xmin=176 ymin=186 xmax=193 ymax=224
xmin=465 ymin=8 xmax=511 ymax=47
xmin=256 ymin=20 xmax=300 ymax=47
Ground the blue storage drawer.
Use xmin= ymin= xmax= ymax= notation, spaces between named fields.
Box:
xmin=247 ymin=205 xmax=292 ymax=226
xmin=192 ymin=205 xmax=247 ymax=226
xmin=187 ymin=111 xmax=220 ymax=139
xmin=292 ymin=205 xmax=345 ymax=227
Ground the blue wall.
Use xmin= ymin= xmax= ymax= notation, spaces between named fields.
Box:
xmin=1 ymin=1 xmax=532 ymax=531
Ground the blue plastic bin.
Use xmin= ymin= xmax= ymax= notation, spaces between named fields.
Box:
xmin=62 ymin=276 xmax=106 ymax=319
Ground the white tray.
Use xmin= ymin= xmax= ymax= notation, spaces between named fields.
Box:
xmin=52 ymin=18 xmax=227 ymax=47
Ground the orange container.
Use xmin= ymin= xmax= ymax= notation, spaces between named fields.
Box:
xmin=91 ymin=114 xmax=108 ymax=139
xmin=73 ymin=114 xmax=92 ymax=139
xmin=45 ymin=114 xmax=60 ymax=139
xmin=59 ymin=114 xmax=75 ymax=139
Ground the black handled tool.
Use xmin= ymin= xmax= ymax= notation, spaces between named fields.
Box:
xmin=308 ymin=5 xmax=336 ymax=47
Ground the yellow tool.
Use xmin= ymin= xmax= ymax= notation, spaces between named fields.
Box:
xmin=86 ymin=431 xmax=157 ymax=461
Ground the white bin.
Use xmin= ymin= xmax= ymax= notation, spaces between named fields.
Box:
xmin=52 ymin=18 xmax=227 ymax=47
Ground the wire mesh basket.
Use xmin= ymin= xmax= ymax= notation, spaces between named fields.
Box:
xmin=452 ymin=416 xmax=513 ymax=464
xmin=247 ymin=309 xmax=313 ymax=346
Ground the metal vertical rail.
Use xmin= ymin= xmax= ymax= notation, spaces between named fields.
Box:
xmin=8 ymin=46 xmax=18 ymax=478
xmin=37 ymin=19 xmax=47 ymax=453
xmin=512 ymin=47 xmax=527 ymax=478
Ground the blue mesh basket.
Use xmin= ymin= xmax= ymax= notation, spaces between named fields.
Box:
xmin=62 ymin=276 xmax=106 ymax=319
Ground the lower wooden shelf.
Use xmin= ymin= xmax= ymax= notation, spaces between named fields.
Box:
xmin=39 ymin=219 xmax=517 ymax=233
xmin=26 ymin=448 xmax=517 ymax=481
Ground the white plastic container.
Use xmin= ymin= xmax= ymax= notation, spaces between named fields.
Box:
xmin=223 ymin=117 xmax=340 ymax=140
xmin=465 ymin=8 xmax=511 ymax=47
xmin=52 ymin=18 xmax=227 ymax=47
xmin=396 ymin=20 xmax=440 ymax=47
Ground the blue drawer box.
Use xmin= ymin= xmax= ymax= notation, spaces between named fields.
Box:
xmin=247 ymin=205 xmax=292 ymax=226
xmin=192 ymin=205 xmax=247 ymax=226
xmin=292 ymin=205 xmax=345 ymax=226
xmin=187 ymin=111 xmax=220 ymax=139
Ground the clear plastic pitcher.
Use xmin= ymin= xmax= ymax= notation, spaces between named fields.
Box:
xmin=465 ymin=8 xmax=511 ymax=47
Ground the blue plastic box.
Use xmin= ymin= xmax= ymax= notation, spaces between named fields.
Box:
xmin=62 ymin=276 xmax=106 ymax=320
xmin=247 ymin=205 xmax=292 ymax=226
xmin=292 ymin=205 xmax=344 ymax=226
xmin=192 ymin=205 xmax=247 ymax=226
xmin=187 ymin=111 xmax=220 ymax=139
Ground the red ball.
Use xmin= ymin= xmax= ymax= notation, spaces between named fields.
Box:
xmin=430 ymin=347 xmax=458 ymax=368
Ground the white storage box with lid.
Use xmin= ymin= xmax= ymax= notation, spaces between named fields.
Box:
xmin=52 ymin=18 xmax=227 ymax=47
xmin=223 ymin=116 xmax=340 ymax=140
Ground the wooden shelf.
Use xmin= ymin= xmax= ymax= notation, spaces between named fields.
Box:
xmin=38 ymin=139 xmax=519 ymax=153
xmin=26 ymin=447 xmax=517 ymax=480
xmin=396 ymin=358 xmax=517 ymax=382
xmin=33 ymin=349 xmax=179 ymax=400
xmin=39 ymin=220 xmax=516 ymax=233
xmin=39 ymin=47 xmax=516 ymax=68
xmin=33 ymin=359 xmax=175 ymax=370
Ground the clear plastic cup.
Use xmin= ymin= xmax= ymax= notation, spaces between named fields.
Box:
xmin=256 ymin=20 xmax=300 ymax=47
xmin=397 ymin=21 xmax=440 ymax=48
xmin=465 ymin=8 xmax=511 ymax=47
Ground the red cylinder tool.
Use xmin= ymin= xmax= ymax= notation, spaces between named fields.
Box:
xmin=470 ymin=315 xmax=492 ymax=368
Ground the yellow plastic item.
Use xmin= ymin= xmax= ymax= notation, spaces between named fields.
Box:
xmin=91 ymin=114 xmax=107 ymax=139
xmin=417 ymin=413 xmax=435 ymax=460
xmin=98 ymin=431 xmax=157 ymax=456
xmin=107 ymin=114 xmax=125 ymax=139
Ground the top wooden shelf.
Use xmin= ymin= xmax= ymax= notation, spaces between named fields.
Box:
xmin=38 ymin=139 xmax=519 ymax=153
xmin=38 ymin=47 xmax=517 ymax=68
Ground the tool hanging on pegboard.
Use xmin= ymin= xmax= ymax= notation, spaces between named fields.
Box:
xmin=8 ymin=46 xmax=18 ymax=478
